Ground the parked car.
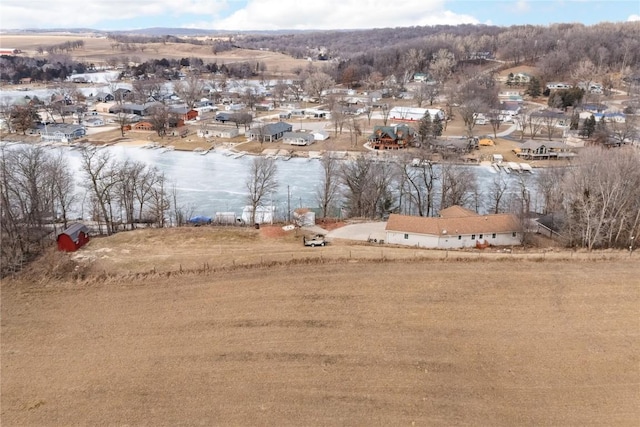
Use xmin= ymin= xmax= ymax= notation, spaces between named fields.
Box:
xmin=303 ymin=234 xmax=326 ymax=247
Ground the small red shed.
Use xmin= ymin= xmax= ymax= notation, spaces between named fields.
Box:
xmin=57 ymin=223 xmax=90 ymax=252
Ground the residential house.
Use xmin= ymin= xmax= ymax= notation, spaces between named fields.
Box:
xmin=581 ymin=103 xmax=608 ymax=114
xmin=40 ymin=123 xmax=86 ymax=143
xmin=132 ymin=121 xmax=154 ymax=131
xmin=246 ymin=122 xmax=293 ymax=142
xmin=95 ymin=102 xmax=116 ymax=113
xmin=113 ymin=88 xmax=132 ymax=103
xmin=385 ymin=209 xmax=522 ymax=249
xmin=499 ymin=101 xmax=521 ymax=118
xmin=529 ymin=109 xmax=571 ymax=127
xmin=515 ymin=140 xmax=575 ymax=160
xmin=413 ymin=72 xmax=435 ymax=83
xmin=388 ymin=106 xmax=444 ymax=121
xmin=169 ymin=106 xmax=198 ymax=122
xmin=84 ymin=117 xmax=105 ymax=127
xmin=546 ymin=82 xmax=572 ymax=90
xmin=94 ymin=92 xmax=115 ymax=102
xmin=368 ymin=124 xmax=417 ymax=150
xmin=282 ymin=132 xmax=314 ymax=146
xmin=197 ymin=125 xmax=239 ymax=139
xmin=588 ymin=112 xmax=626 ymax=124
xmin=312 ymin=130 xmax=330 ymax=141
xmin=215 ymin=112 xmax=234 ymax=123
xmin=498 ymin=91 xmax=524 ymax=103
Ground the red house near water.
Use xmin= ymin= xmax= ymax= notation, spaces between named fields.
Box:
xmin=57 ymin=223 xmax=90 ymax=252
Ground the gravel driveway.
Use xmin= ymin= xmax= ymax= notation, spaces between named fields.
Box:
xmin=326 ymin=222 xmax=387 ymax=242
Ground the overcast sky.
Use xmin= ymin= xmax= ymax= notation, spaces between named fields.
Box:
xmin=0 ymin=0 xmax=638 ymax=31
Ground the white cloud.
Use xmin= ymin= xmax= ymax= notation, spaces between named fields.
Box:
xmin=0 ymin=0 xmax=228 ymax=29
xmin=0 ymin=0 xmax=479 ymax=31
xmin=205 ymin=0 xmax=479 ymax=31
xmin=514 ymin=0 xmax=531 ymax=13
xmin=628 ymin=14 xmax=640 ymax=22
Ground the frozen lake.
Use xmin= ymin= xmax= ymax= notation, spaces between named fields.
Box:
xmin=3 ymin=142 xmax=538 ymax=220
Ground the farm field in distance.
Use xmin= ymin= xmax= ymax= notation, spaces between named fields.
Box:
xmin=2 ymin=227 xmax=639 ymax=425
xmin=0 ymin=34 xmax=310 ymax=75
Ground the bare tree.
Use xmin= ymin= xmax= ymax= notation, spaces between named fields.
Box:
xmin=401 ymin=154 xmax=437 ymax=217
xmin=438 ymin=162 xmax=477 ymax=211
xmin=347 ymin=117 xmax=362 ymax=147
xmin=149 ymin=104 xmax=170 ymax=137
xmin=535 ymin=167 xmax=566 ymax=215
xmin=0 ymin=97 xmax=14 ymax=134
xmin=0 ymin=145 xmax=81 ymax=274
xmin=114 ymin=111 xmax=130 ymax=137
xmin=606 ymin=116 xmax=639 ymax=146
xmin=303 ymin=71 xmax=334 ymax=101
xmin=148 ymin=173 xmax=170 ymax=228
xmin=316 ymin=154 xmax=340 ymax=218
xmin=80 ymin=148 xmax=121 ymax=235
xmin=561 ymin=146 xmax=640 ymax=249
xmin=340 ymin=156 xmax=397 ymax=219
xmin=429 ymin=49 xmax=456 ymax=85
xmin=10 ymin=104 xmax=40 ymax=134
xmin=457 ymin=98 xmax=486 ymax=138
xmin=487 ymin=174 xmax=510 ymax=214
xmin=245 ymin=157 xmax=279 ymax=225
xmin=173 ymin=74 xmax=205 ymax=109
xmin=571 ymin=58 xmax=598 ymax=97
xmin=380 ymin=103 xmax=391 ymax=127
xmin=132 ymin=77 xmax=165 ymax=103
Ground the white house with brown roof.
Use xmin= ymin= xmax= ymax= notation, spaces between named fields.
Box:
xmin=385 ymin=207 xmax=522 ymax=249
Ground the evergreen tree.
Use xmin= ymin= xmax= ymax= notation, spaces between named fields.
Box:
xmin=418 ymin=111 xmax=432 ymax=144
xmin=570 ymin=111 xmax=580 ymax=130
xmin=431 ymin=114 xmax=443 ymax=138
xmin=506 ymin=73 xmax=514 ymax=87
xmin=579 ymin=115 xmax=596 ymax=138
xmin=525 ymin=76 xmax=541 ymax=98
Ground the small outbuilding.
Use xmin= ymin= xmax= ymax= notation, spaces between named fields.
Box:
xmin=57 ymin=223 xmax=90 ymax=252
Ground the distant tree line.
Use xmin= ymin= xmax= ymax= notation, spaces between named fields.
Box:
xmin=107 ymin=34 xmax=206 ymax=46
xmin=35 ymin=39 xmax=84 ymax=55
xmin=0 ymin=54 xmax=87 ymax=84
xmin=237 ymin=22 xmax=640 ymax=83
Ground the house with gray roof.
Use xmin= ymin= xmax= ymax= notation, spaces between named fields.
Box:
xmin=40 ymin=124 xmax=86 ymax=143
xmin=516 ymin=140 xmax=575 ymax=160
xmin=246 ymin=122 xmax=293 ymax=142
xmin=283 ymin=132 xmax=314 ymax=146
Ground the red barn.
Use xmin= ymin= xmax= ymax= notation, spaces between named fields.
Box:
xmin=57 ymin=223 xmax=90 ymax=252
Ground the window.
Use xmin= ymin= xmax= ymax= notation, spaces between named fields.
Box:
xmin=458 ymin=236 xmax=462 ymax=240
xmin=492 ymin=233 xmax=496 ymax=239
xmin=471 ymin=234 xmax=476 ymax=240
xmin=479 ymin=234 xmax=483 ymax=239
xmin=404 ymin=233 xmax=409 ymax=239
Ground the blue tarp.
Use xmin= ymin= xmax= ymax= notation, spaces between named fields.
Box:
xmin=188 ymin=216 xmax=212 ymax=224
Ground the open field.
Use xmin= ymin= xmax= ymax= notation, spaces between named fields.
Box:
xmin=0 ymin=34 xmax=310 ymax=75
xmin=2 ymin=227 xmax=639 ymax=425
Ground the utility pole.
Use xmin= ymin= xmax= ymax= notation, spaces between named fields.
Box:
xmin=287 ymin=185 xmax=291 ymax=223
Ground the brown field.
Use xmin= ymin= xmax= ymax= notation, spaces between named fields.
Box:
xmin=0 ymin=34 xmax=310 ymax=75
xmin=2 ymin=227 xmax=639 ymax=426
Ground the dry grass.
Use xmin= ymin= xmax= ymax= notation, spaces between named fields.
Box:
xmin=1 ymin=34 xmax=310 ymax=75
xmin=2 ymin=227 xmax=639 ymax=425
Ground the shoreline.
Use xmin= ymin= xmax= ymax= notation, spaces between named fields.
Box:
xmin=0 ymin=133 xmax=570 ymax=168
